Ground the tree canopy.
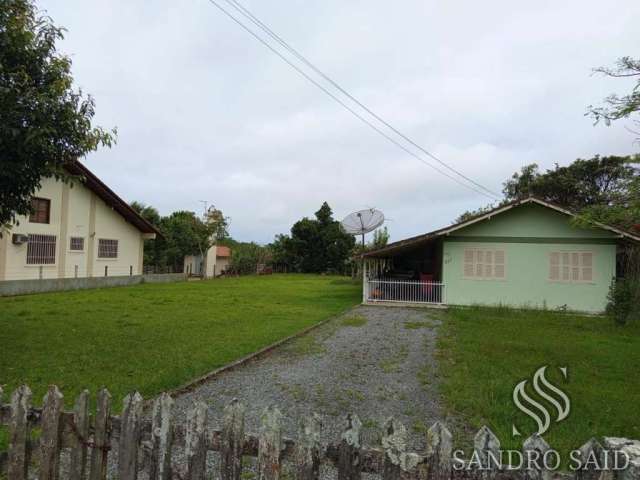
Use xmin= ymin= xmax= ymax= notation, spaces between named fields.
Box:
xmin=130 ymin=203 xmax=229 ymax=272
xmin=455 ymin=155 xmax=639 ymax=234
xmin=587 ymin=56 xmax=640 ymax=141
xmin=1 ymin=0 xmax=114 ymax=227
xmin=271 ymin=202 xmax=355 ymax=273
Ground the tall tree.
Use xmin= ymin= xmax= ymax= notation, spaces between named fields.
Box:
xmin=1 ymin=0 xmax=115 ymax=228
xmin=587 ymin=56 xmax=640 ymax=141
xmin=272 ymin=202 xmax=355 ymax=273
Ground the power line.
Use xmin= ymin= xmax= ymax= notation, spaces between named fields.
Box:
xmin=223 ymin=0 xmax=500 ymax=199
xmin=205 ymin=0 xmax=499 ymax=200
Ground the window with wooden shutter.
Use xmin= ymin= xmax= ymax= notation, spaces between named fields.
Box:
xmin=549 ymin=251 xmax=594 ymax=283
xmin=463 ymin=248 xmax=506 ymax=280
xmin=29 ymin=198 xmax=50 ymax=224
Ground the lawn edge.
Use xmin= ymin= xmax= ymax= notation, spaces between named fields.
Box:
xmin=145 ymin=303 xmax=361 ymax=407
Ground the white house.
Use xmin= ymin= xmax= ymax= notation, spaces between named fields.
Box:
xmin=0 ymin=161 xmax=161 ymax=281
xmin=184 ymin=245 xmax=232 ymax=278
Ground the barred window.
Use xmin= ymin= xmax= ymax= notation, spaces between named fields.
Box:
xmin=26 ymin=234 xmax=57 ymax=265
xmin=70 ymin=237 xmax=84 ymax=251
xmin=98 ymin=239 xmax=118 ymax=259
xmin=29 ymin=198 xmax=50 ymax=224
xmin=463 ymin=248 xmax=506 ymax=280
xmin=550 ymin=251 xmax=593 ymax=283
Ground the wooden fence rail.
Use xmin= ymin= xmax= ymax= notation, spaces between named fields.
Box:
xmin=0 ymin=385 xmax=638 ymax=480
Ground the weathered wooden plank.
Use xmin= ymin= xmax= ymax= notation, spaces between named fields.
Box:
xmin=8 ymin=385 xmax=32 ymax=480
xmin=473 ymin=426 xmax=500 ymax=479
xmin=118 ymin=391 xmax=144 ymax=480
xmin=338 ymin=414 xmax=362 ymax=480
xmin=39 ymin=385 xmax=64 ymax=480
xmin=522 ymin=434 xmax=552 ymax=480
xmin=69 ymin=390 xmax=90 ymax=480
xmin=381 ymin=418 xmax=420 ymax=480
xmin=149 ymin=392 xmax=174 ymax=480
xmin=89 ymin=388 xmax=112 ymax=480
xmin=184 ymin=401 xmax=208 ymax=480
xmin=425 ymin=422 xmax=452 ymax=480
xmin=221 ymin=399 xmax=246 ymax=480
xmin=258 ymin=406 xmax=284 ymax=480
xmin=294 ymin=414 xmax=322 ymax=480
xmin=575 ymin=438 xmax=605 ymax=480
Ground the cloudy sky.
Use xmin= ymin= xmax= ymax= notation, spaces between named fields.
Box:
xmin=41 ymin=0 xmax=639 ymax=243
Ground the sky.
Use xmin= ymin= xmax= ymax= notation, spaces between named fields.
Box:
xmin=40 ymin=0 xmax=639 ymax=244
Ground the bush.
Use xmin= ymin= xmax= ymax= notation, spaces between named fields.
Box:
xmin=606 ymin=278 xmax=640 ymax=325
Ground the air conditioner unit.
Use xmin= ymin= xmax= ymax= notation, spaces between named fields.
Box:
xmin=12 ymin=234 xmax=29 ymax=245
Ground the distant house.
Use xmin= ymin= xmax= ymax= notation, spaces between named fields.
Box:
xmin=363 ymin=197 xmax=640 ymax=313
xmin=184 ymin=245 xmax=231 ymax=278
xmin=0 ymin=161 xmax=161 ymax=281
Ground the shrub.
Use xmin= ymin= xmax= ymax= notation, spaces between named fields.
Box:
xmin=606 ymin=278 xmax=640 ymax=325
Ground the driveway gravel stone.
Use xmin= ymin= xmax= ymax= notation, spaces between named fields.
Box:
xmin=173 ymin=305 xmax=447 ymax=452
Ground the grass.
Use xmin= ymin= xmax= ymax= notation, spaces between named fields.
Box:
xmin=341 ymin=314 xmax=367 ymax=327
xmin=404 ymin=320 xmax=436 ymax=329
xmin=437 ymin=306 xmax=640 ymax=457
xmin=0 ymin=274 xmax=360 ymax=450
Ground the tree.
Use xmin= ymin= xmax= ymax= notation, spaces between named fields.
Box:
xmin=130 ymin=202 xmax=162 ymax=267
xmin=272 ymin=202 xmax=355 ymax=273
xmin=454 ymin=155 xmax=639 ymax=231
xmin=502 ymin=156 xmax=638 ymax=210
xmin=1 ymin=0 xmax=115 ymax=228
xmin=587 ymin=56 xmax=640 ymax=141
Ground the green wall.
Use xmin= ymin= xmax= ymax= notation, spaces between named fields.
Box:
xmin=441 ymin=204 xmax=618 ymax=313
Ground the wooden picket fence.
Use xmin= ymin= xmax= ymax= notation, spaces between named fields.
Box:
xmin=0 ymin=385 xmax=637 ymax=480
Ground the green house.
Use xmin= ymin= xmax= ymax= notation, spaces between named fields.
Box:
xmin=362 ymin=197 xmax=640 ymax=313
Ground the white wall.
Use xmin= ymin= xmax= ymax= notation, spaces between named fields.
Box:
xmin=0 ymin=177 xmax=146 ymax=281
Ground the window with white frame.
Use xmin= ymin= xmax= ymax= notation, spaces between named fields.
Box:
xmin=549 ymin=251 xmax=593 ymax=283
xmin=463 ymin=248 xmax=506 ymax=280
xmin=26 ymin=234 xmax=57 ymax=265
xmin=98 ymin=239 xmax=118 ymax=259
xmin=69 ymin=237 xmax=84 ymax=251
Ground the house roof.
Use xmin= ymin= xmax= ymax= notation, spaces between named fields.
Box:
xmin=64 ymin=160 xmax=162 ymax=237
xmin=216 ymin=246 xmax=231 ymax=258
xmin=363 ymin=197 xmax=640 ymax=258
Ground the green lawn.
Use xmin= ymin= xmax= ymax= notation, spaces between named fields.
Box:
xmin=0 ymin=274 xmax=360 ymax=408
xmin=437 ymin=306 xmax=640 ymax=456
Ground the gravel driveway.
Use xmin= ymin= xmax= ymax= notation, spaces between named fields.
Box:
xmin=173 ymin=305 xmax=447 ymax=451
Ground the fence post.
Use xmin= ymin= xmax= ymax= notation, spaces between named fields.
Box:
xmin=522 ymin=434 xmax=552 ymax=480
xmin=150 ymin=393 xmax=174 ymax=480
xmin=338 ymin=414 xmax=362 ymax=480
xmin=362 ymin=261 xmax=368 ymax=303
xmin=425 ymin=422 xmax=452 ymax=480
xmin=294 ymin=414 xmax=322 ymax=480
xmin=184 ymin=402 xmax=208 ymax=480
xmin=130 ymin=265 xmax=133 ymax=276
xmin=575 ymin=439 xmax=604 ymax=480
xmin=89 ymin=388 xmax=112 ymax=480
xmin=473 ymin=426 xmax=500 ymax=479
xmin=69 ymin=390 xmax=90 ymax=480
xmin=39 ymin=385 xmax=64 ymax=480
xmin=8 ymin=385 xmax=32 ymax=480
xmin=39 ymin=265 xmax=43 ymax=279
xmin=75 ymin=265 xmax=78 ymax=278
xmin=258 ymin=406 xmax=283 ymax=480
xmin=118 ymin=392 xmax=144 ymax=480
xmin=221 ymin=399 xmax=245 ymax=480
xmin=382 ymin=418 xmax=420 ymax=480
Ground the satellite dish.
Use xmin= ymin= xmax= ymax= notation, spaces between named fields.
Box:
xmin=341 ymin=208 xmax=385 ymax=246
